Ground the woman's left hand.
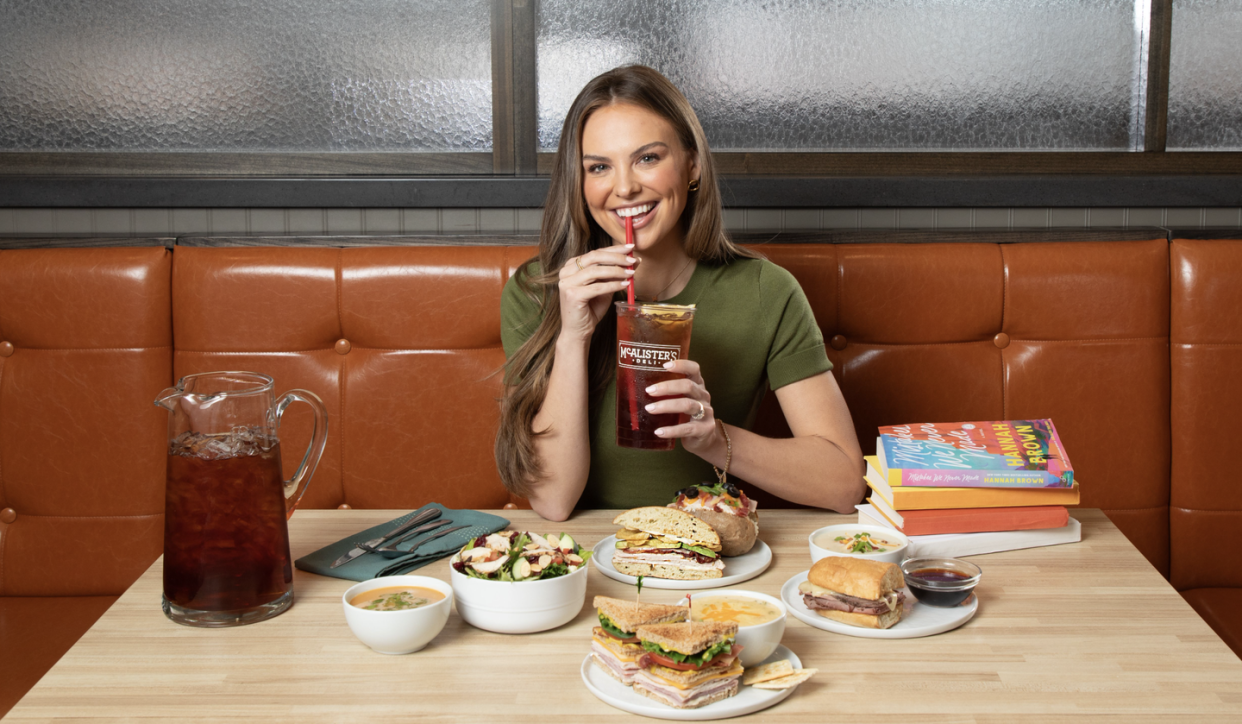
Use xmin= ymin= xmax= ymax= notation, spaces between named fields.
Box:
xmin=644 ymin=359 xmax=720 ymax=455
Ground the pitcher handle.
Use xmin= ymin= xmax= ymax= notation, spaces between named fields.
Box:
xmin=273 ymin=389 xmax=329 ymax=519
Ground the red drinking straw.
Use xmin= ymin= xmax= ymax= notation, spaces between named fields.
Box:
xmin=625 ymin=216 xmax=636 ymax=304
xmin=625 ymin=215 xmax=638 ymax=430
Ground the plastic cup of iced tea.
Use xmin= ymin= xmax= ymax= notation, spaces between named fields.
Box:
xmin=615 ymin=302 xmax=696 ymax=450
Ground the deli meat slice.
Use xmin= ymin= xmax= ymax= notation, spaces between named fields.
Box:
xmin=592 ymin=641 xmax=642 ymax=684
xmin=613 ymin=551 xmax=725 ymax=572
xmin=802 ymin=589 xmax=905 ymax=616
xmin=632 ymin=670 xmax=740 ymax=709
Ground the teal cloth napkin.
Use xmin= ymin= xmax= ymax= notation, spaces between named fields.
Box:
xmin=294 ymin=503 xmax=510 ymax=581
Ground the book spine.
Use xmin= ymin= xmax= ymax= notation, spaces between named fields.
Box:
xmin=890 ymin=467 xmax=1066 ymax=488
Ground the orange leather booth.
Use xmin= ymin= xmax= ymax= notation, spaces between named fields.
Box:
xmin=1 ymin=235 xmax=1239 ymax=715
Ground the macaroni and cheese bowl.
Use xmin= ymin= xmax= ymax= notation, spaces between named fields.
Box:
xmin=808 ymin=523 xmax=909 ymax=564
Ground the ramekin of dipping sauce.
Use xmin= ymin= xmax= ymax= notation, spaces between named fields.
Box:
xmin=900 ymin=558 xmax=981 ymax=607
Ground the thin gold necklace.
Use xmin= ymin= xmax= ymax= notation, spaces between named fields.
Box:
xmin=643 ymin=257 xmax=695 ymax=302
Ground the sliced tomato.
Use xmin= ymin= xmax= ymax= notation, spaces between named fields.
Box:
xmin=645 ymin=644 xmax=741 ymax=671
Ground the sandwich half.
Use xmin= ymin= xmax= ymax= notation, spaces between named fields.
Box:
xmin=591 ymin=596 xmax=689 ymax=685
xmin=612 ymin=507 xmax=725 ymax=580
xmin=631 ymin=621 xmax=743 ymax=709
xmin=798 ymin=556 xmax=906 ymax=629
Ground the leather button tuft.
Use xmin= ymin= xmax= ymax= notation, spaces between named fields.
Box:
xmin=334 ymin=339 xmax=352 ymax=355
xmin=337 ymin=503 xmax=352 ymax=510
xmin=503 ymin=503 xmax=518 ymax=510
xmin=0 ymin=508 xmax=15 ymax=524
xmin=993 ymin=333 xmax=1010 ymax=349
xmin=829 ymin=335 xmax=848 ymax=351
xmin=0 ymin=341 xmax=13 ymax=357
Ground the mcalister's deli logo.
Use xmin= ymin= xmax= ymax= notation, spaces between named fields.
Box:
xmin=618 ymin=341 xmax=680 ymax=371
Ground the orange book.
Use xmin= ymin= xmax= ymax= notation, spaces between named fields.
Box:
xmin=861 ymin=500 xmax=1069 ymax=536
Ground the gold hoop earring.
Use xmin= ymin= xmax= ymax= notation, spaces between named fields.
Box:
xmin=688 ymin=178 xmax=700 ymax=193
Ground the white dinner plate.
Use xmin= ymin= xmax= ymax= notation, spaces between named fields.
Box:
xmin=780 ymin=570 xmax=977 ymax=639
xmin=592 ymin=536 xmax=772 ymax=590
xmin=581 ymin=645 xmax=802 ymax=720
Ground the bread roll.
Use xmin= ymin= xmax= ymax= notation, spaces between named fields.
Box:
xmin=807 ymin=556 xmax=904 ymax=601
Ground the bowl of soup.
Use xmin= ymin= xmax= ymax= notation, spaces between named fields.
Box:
xmin=808 ymin=524 xmax=909 ymax=564
xmin=689 ymin=589 xmax=786 ymax=667
xmin=342 ymin=575 xmax=453 ymax=654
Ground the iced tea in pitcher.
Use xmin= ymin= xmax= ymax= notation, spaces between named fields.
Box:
xmin=163 ymin=429 xmax=292 ymax=617
xmin=155 ymin=371 xmax=327 ymax=627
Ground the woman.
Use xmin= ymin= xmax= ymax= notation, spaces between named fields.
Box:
xmin=497 ymin=66 xmax=863 ymax=521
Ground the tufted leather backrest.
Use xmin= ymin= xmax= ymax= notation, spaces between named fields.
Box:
xmin=0 ymin=247 xmax=170 ymax=596
xmin=170 ymin=245 xmax=538 ymax=511
xmin=1170 ymin=239 xmax=1242 ymax=590
xmin=752 ymin=240 xmax=1172 ymax=574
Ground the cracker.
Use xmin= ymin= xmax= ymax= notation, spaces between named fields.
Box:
xmin=742 ymin=660 xmax=795 ymax=685
xmin=751 ymin=668 xmax=817 ymax=690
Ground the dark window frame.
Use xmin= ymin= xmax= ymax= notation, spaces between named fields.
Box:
xmin=2 ymin=0 xmax=1240 ymax=208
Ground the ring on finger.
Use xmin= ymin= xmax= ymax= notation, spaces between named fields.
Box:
xmin=574 ymin=256 xmax=584 ymax=271
xmin=691 ymin=400 xmax=706 ymax=421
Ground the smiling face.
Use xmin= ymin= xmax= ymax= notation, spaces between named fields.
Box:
xmin=580 ymin=102 xmax=699 ymax=252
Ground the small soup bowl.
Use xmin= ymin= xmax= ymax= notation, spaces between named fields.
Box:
xmin=808 ymin=523 xmax=909 ymax=565
xmin=689 ymin=588 xmax=786 ymax=667
xmin=342 ymin=575 xmax=453 ymax=654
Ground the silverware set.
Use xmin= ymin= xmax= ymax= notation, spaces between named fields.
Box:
xmin=330 ymin=508 xmax=469 ymax=568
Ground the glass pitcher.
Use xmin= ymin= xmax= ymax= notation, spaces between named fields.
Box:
xmin=154 ymin=372 xmax=328 ymax=627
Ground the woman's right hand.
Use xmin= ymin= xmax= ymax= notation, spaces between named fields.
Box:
xmin=557 ymin=243 xmax=637 ymax=342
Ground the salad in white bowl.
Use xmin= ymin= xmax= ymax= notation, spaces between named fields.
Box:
xmin=449 ymin=530 xmax=594 ymax=634
xmin=451 ymin=531 xmax=592 ymax=581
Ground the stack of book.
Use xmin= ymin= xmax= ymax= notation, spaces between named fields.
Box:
xmin=859 ymin=419 xmax=1082 ymax=558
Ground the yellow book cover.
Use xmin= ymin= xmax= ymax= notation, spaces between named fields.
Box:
xmin=866 ymin=456 xmax=1080 ymax=511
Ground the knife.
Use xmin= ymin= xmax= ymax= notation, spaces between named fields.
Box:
xmin=330 ymin=507 xmax=442 ymax=568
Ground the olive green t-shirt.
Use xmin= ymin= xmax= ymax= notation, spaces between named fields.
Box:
xmin=500 ymin=256 xmax=831 ymax=510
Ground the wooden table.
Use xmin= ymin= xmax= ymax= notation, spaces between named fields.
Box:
xmin=9 ymin=509 xmax=1242 ymax=722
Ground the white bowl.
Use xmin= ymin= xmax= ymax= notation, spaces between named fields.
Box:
xmin=449 ymin=556 xmax=589 ymax=634
xmin=691 ymin=588 xmax=787 ymax=667
xmin=808 ymin=523 xmax=909 ymax=565
xmin=341 ymin=575 xmax=453 ymax=655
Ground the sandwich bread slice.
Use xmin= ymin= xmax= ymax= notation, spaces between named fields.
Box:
xmin=797 ymin=556 xmax=906 ymax=629
xmin=631 ymin=621 xmax=743 ymax=709
xmin=612 ymin=507 xmax=725 ymax=580
xmin=591 ymin=596 xmax=689 ymax=685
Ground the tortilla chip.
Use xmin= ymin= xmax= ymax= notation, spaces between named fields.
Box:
xmin=751 ymin=668 xmax=817 ymax=690
xmin=742 ymin=660 xmax=795 ymax=685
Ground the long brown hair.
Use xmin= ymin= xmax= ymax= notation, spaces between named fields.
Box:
xmin=495 ymin=65 xmax=755 ymax=497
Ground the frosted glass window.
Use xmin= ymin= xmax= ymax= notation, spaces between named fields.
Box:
xmin=537 ymin=0 xmax=1150 ymax=152
xmin=1167 ymin=0 xmax=1242 ymax=151
xmin=0 ymin=0 xmax=492 ymax=152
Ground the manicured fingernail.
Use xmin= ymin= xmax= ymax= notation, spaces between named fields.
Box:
xmin=625 ymin=243 xmax=635 ymax=249
xmin=654 ymin=428 xmax=666 ymax=436
xmin=645 ymin=386 xmax=657 ymax=394
xmin=625 ymin=268 xmax=635 ymax=275
xmin=645 ymin=403 xmax=656 ymax=412
xmin=663 ymin=361 xmax=674 ymax=369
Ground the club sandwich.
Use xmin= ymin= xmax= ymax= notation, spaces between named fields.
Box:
xmin=631 ymin=621 xmax=743 ymax=709
xmin=591 ymin=596 xmax=690 ymax=685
